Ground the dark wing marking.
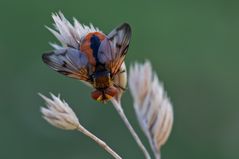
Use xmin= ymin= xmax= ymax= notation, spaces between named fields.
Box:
xmin=98 ymin=23 xmax=131 ymax=75
xmin=42 ymin=48 xmax=90 ymax=81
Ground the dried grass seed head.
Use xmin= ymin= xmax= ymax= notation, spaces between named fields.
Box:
xmin=47 ymin=12 xmax=101 ymax=49
xmin=39 ymin=93 xmax=80 ymax=130
xmin=129 ymin=61 xmax=174 ymax=155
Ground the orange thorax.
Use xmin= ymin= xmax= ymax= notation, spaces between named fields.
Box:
xmin=80 ymin=32 xmax=106 ymax=65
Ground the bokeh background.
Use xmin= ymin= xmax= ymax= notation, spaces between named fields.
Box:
xmin=0 ymin=0 xmax=239 ymax=158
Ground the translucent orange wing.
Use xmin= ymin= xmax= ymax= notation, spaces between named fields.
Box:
xmin=98 ymin=23 xmax=132 ymax=75
xmin=42 ymin=48 xmax=91 ymax=83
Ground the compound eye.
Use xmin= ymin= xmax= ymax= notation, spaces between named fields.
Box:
xmin=105 ymin=87 xmax=118 ymax=99
xmin=91 ymin=90 xmax=103 ymax=101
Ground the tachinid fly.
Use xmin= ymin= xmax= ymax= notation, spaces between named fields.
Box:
xmin=42 ymin=20 xmax=131 ymax=103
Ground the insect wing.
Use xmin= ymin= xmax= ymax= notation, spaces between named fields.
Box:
xmin=98 ymin=23 xmax=131 ymax=75
xmin=42 ymin=48 xmax=90 ymax=82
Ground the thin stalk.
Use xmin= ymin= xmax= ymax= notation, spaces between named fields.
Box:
xmin=77 ymin=124 xmax=122 ymax=159
xmin=147 ymin=135 xmax=161 ymax=159
xmin=111 ymin=99 xmax=151 ymax=159
xmin=154 ymin=152 xmax=161 ymax=159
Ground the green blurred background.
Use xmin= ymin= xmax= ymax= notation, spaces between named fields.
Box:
xmin=0 ymin=0 xmax=239 ymax=158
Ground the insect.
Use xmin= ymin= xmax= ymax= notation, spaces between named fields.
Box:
xmin=42 ymin=22 xmax=131 ymax=103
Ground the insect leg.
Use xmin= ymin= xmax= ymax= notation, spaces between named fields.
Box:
xmin=113 ymin=83 xmax=126 ymax=91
